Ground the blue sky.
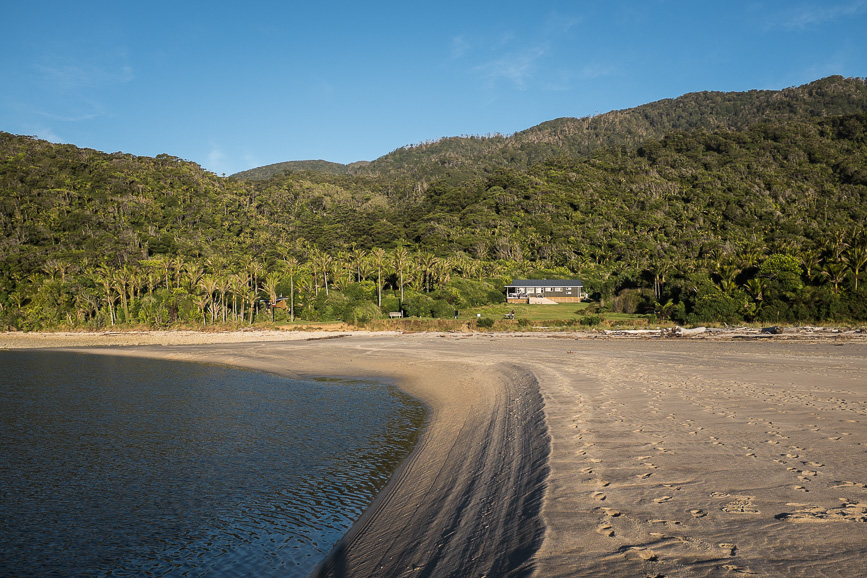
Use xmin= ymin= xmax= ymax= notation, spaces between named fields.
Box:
xmin=2 ymin=1 xmax=865 ymax=176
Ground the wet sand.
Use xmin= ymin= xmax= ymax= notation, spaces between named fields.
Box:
xmin=3 ymin=331 xmax=866 ymax=576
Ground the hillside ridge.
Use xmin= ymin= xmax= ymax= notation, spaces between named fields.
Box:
xmin=232 ymin=75 xmax=867 ymax=182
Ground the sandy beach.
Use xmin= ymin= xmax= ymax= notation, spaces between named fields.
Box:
xmin=3 ymin=330 xmax=866 ymax=576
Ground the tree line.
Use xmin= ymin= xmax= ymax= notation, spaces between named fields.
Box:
xmin=7 ymin=246 xmax=512 ymax=328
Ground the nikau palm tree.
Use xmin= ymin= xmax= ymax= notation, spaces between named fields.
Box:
xmin=371 ymin=248 xmax=386 ymax=307
xmin=263 ymin=274 xmax=280 ymax=322
xmin=394 ymin=246 xmax=408 ymax=306
xmin=281 ymin=256 xmax=298 ymax=322
xmin=844 ymin=244 xmax=867 ymax=290
xmin=822 ymin=261 xmax=849 ymax=294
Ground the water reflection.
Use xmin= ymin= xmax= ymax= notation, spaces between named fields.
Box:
xmin=0 ymin=351 xmax=425 ymax=577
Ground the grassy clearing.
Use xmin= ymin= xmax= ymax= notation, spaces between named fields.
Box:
xmin=461 ymin=302 xmax=591 ymax=322
xmin=353 ymin=302 xmax=660 ymax=332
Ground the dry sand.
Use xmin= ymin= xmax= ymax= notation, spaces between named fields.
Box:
xmin=3 ymin=331 xmax=866 ymax=576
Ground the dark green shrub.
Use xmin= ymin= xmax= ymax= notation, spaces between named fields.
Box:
xmin=343 ymin=281 xmax=376 ymax=301
xmin=429 ymin=286 xmax=462 ymax=305
xmin=477 ymin=317 xmax=495 ymax=328
xmin=446 ymin=278 xmax=504 ymax=308
xmin=842 ymin=287 xmax=867 ymax=320
xmin=343 ymin=301 xmax=383 ymax=324
xmin=612 ymin=288 xmax=654 ymax=314
xmin=759 ymin=254 xmax=803 ymax=294
xmin=381 ymin=295 xmax=401 ymax=314
xmin=430 ymin=299 xmax=455 ymax=319
xmin=758 ymin=299 xmax=793 ymax=323
xmin=688 ymin=292 xmax=744 ymax=324
xmin=305 ymin=290 xmax=349 ymax=321
xmin=403 ymin=293 xmax=434 ymax=317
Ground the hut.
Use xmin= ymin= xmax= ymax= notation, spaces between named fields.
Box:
xmin=505 ymin=279 xmax=585 ymax=304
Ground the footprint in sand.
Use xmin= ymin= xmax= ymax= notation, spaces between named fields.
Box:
xmin=596 ymin=524 xmax=615 ymax=537
xmin=654 ymin=496 xmax=673 ymax=504
xmin=711 ymin=492 xmax=760 ymax=514
xmin=690 ymin=509 xmax=707 ymax=518
xmin=622 ymin=547 xmax=658 ymax=562
xmin=591 ymin=491 xmax=607 ymax=501
xmin=775 ymin=501 xmax=867 ymax=523
xmin=602 ymin=507 xmax=621 ymax=517
xmin=721 ymin=497 xmax=760 ymax=514
xmin=722 ymin=564 xmax=757 ymax=574
xmin=833 ymin=481 xmax=867 ymax=489
xmin=719 ymin=543 xmax=738 ymax=556
xmin=649 ymin=519 xmax=680 ymax=526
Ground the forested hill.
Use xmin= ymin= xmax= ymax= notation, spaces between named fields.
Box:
xmin=233 ymin=75 xmax=867 ymax=185
xmin=2 ymin=77 xmax=867 ymax=330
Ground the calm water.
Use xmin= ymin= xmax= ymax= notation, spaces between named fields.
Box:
xmin=0 ymin=351 xmax=425 ymax=577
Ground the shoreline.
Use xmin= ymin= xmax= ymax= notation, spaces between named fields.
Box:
xmin=2 ymin=324 xmax=866 ymax=351
xmin=19 ymin=333 xmax=550 ymax=577
xmin=4 ymin=331 xmax=866 ymax=576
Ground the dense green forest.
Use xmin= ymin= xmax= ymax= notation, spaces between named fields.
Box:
xmin=1 ymin=76 xmax=866 ymax=330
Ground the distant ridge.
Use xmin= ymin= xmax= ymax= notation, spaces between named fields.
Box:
xmin=233 ymin=75 xmax=867 ymax=183
xmin=231 ymin=159 xmax=370 ymax=180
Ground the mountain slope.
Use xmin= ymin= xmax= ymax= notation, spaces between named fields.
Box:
xmin=232 ymin=75 xmax=867 ymax=184
xmin=355 ymin=75 xmax=867 ymax=184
